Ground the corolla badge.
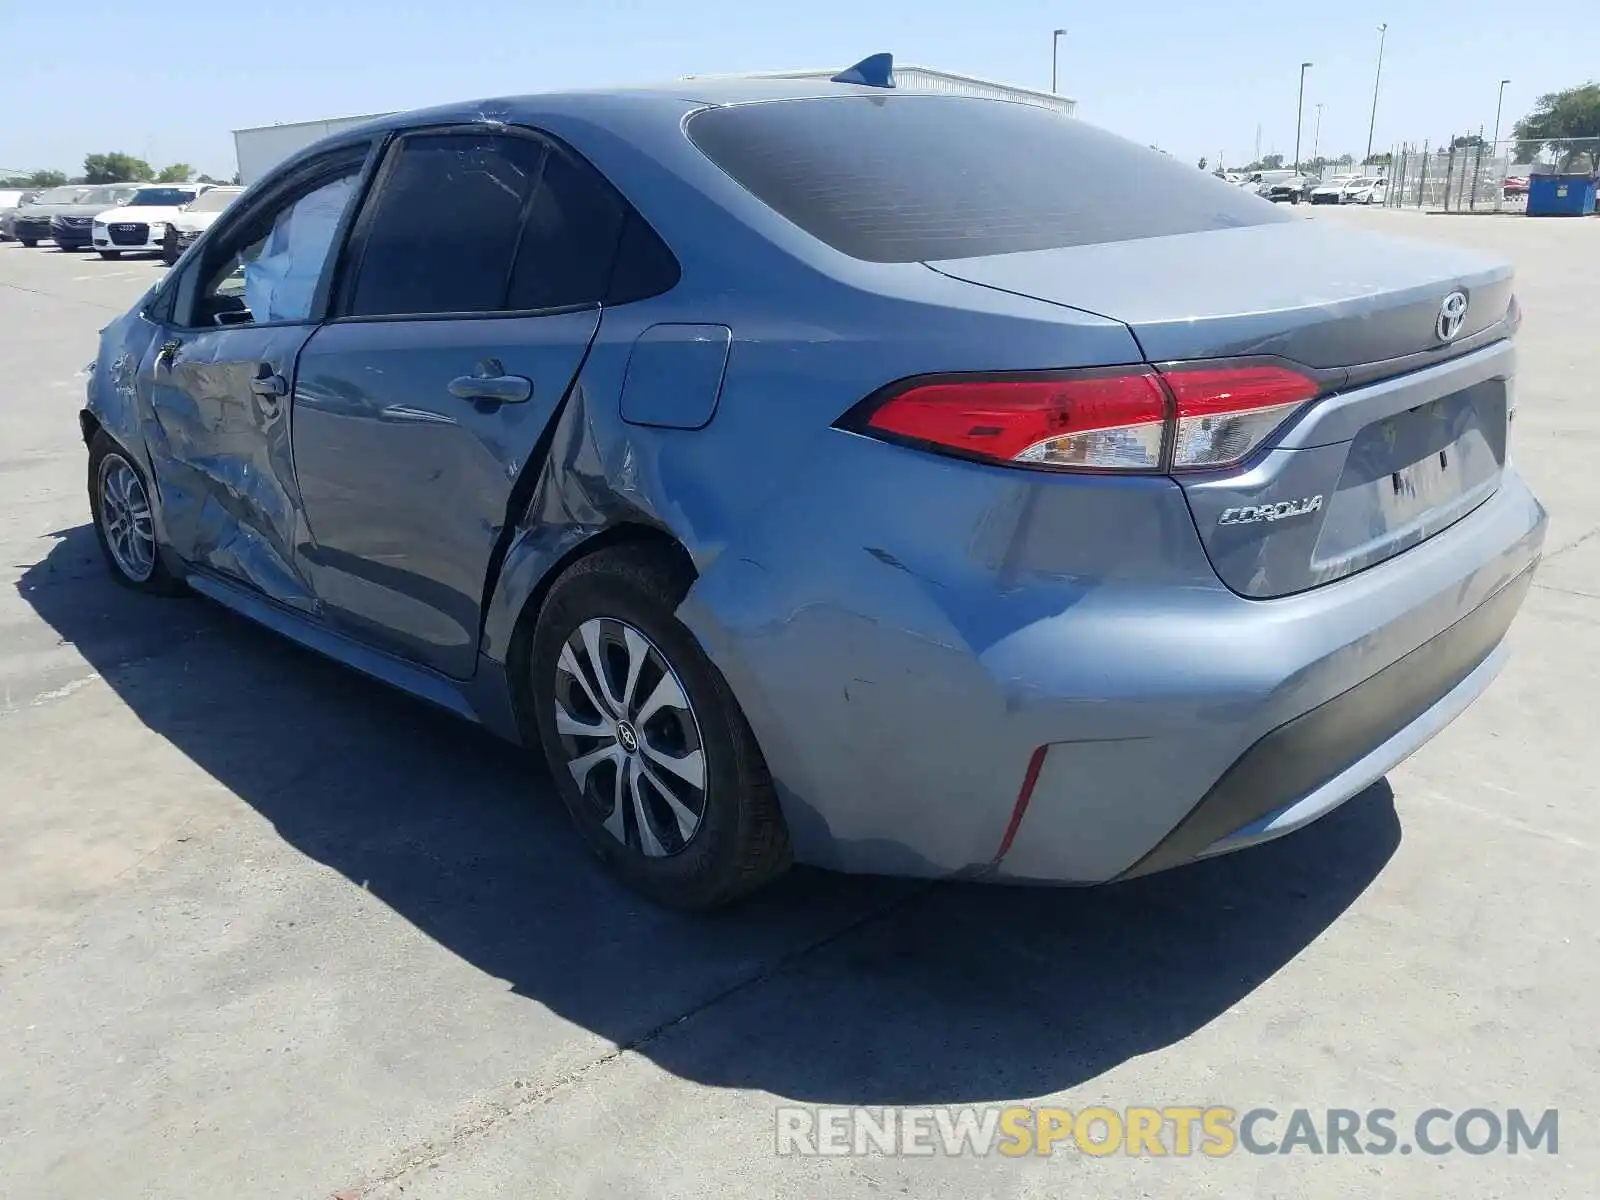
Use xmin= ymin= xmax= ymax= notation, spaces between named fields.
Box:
xmin=1218 ymin=495 xmax=1324 ymax=526
xmin=1436 ymin=290 xmax=1469 ymax=342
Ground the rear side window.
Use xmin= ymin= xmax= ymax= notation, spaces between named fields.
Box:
xmin=347 ymin=133 xmax=546 ymax=316
xmin=686 ymin=96 xmax=1290 ymax=263
xmin=505 ymin=149 xmax=624 ymax=310
xmin=344 ymin=130 xmax=680 ymax=317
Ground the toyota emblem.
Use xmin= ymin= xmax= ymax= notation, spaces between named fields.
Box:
xmin=1436 ymin=290 xmax=1469 ymax=342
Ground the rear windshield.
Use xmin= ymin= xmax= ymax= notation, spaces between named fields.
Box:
xmin=686 ymin=96 xmax=1289 ymax=263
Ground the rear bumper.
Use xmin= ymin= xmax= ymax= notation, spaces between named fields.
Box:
xmin=685 ymin=450 xmax=1546 ymax=884
xmin=1118 ymin=559 xmax=1532 ymax=879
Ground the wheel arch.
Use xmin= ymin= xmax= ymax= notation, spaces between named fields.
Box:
xmin=499 ymin=521 xmax=696 ymax=740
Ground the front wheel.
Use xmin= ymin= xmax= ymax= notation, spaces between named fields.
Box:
xmin=20 ymin=238 xmax=37 ymax=248
xmin=527 ymin=543 xmax=791 ymax=909
xmin=98 ymin=250 xmax=121 ymax=260
xmin=87 ymin=432 xmax=185 ymax=595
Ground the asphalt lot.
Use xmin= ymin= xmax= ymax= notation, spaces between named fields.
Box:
xmin=1 ymin=209 xmax=1595 ymax=1199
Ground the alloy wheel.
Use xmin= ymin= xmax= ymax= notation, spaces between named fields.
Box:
xmin=99 ymin=454 xmax=156 ymax=583
xmin=552 ymin=617 xmax=707 ymax=857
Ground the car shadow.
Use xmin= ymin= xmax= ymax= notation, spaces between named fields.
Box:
xmin=16 ymin=523 xmax=1401 ymax=1105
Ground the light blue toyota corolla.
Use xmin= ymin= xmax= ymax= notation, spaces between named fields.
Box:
xmin=82 ymin=59 xmax=1546 ymax=908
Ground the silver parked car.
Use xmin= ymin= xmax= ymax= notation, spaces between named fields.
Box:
xmin=81 ymin=61 xmax=1545 ymax=908
xmin=0 ymin=188 xmax=41 ymax=240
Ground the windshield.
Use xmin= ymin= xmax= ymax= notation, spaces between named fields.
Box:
xmin=82 ymin=186 xmax=134 ymax=205
xmin=36 ymin=186 xmax=88 ymax=204
xmin=183 ymin=187 xmax=242 ymax=213
xmin=128 ymin=187 xmax=198 ymax=207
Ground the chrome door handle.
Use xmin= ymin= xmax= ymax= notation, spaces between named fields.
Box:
xmin=155 ymin=340 xmax=183 ymax=371
xmin=250 ymin=371 xmax=288 ymax=398
xmin=448 ymin=358 xmax=532 ymax=404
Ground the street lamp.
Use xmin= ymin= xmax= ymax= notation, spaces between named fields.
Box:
xmin=1051 ymin=29 xmax=1067 ymax=95
xmin=1294 ymin=62 xmax=1313 ymax=175
xmin=1312 ymin=102 xmax=1324 ymax=168
xmin=1492 ymin=78 xmax=1511 ymax=152
xmin=1365 ymin=23 xmax=1388 ymax=164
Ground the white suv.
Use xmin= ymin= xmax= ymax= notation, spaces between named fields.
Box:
xmin=93 ymin=184 xmax=213 ymax=258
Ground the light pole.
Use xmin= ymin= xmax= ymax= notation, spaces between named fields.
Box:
xmin=1365 ymin=23 xmax=1388 ymax=164
xmin=1312 ymin=103 xmax=1324 ymax=170
xmin=1294 ymin=62 xmax=1312 ymax=174
xmin=1051 ymin=29 xmax=1067 ymax=95
xmin=1491 ymin=78 xmax=1511 ymax=152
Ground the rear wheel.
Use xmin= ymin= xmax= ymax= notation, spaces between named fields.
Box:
xmin=527 ymin=544 xmax=790 ymax=909
xmin=98 ymin=250 xmax=121 ymax=260
xmin=20 ymin=238 xmax=37 ymax=248
xmin=87 ymin=432 xmax=185 ymax=595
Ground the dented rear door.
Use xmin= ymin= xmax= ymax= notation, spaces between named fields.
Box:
xmin=288 ymin=126 xmax=634 ymax=679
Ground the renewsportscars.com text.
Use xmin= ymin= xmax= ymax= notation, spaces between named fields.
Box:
xmin=775 ymin=1105 xmax=1559 ymax=1158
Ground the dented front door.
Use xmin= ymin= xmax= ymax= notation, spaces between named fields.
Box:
xmin=145 ymin=323 xmax=320 ymax=610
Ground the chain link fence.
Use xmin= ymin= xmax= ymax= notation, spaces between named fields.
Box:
xmin=1382 ymin=138 xmax=1600 ymax=212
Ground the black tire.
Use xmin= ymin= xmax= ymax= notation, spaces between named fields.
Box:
xmin=98 ymin=250 xmax=121 ymax=260
xmin=20 ymin=238 xmax=37 ymax=248
xmin=527 ymin=543 xmax=790 ymax=909
xmin=87 ymin=431 xmax=186 ymax=596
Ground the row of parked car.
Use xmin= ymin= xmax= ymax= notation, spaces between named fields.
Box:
xmin=1226 ymin=169 xmax=1388 ymax=206
xmin=0 ymin=182 xmax=242 ymax=263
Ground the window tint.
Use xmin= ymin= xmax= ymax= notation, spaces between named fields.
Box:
xmin=504 ymin=149 xmax=626 ymax=310
xmin=348 ymin=133 xmax=546 ymax=317
xmin=686 ymin=97 xmax=1290 ymax=263
xmin=606 ymin=209 xmax=682 ymax=305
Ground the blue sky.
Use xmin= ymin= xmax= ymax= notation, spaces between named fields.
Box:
xmin=4 ymin=0 xmax=1595 ymax=178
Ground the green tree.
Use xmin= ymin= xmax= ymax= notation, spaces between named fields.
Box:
xmin=82 ymin=152 xmax=155 ymax=184
xmin=0 ymin=169 xmax=67 ymax=187
xmin=1259 ymin=153 xmax=1284 ymax=170
xmin=1512 ymin=82 xmax=1600 ymax=170
xmin=1364 ymin=151 xmax=1392 ymax=167
xmin=1452 ymin=134 xmax=1485 ymax=149
xmin=1197 ymin=156 xmax=1208 ymax=170
xmin=156 ymin=163 xmax=193 ymax=183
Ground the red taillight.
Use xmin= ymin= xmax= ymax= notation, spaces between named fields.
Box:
xmin=860 ymin=371 xmax=1170 ymax=471
xmin=845 ymin=361 xmax=1318 ymax=473
xmin=1161 ymin=364 xmax=1319 ymax=470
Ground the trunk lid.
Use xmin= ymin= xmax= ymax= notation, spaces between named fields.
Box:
xmin=927 ymin=221 xmax=1516 ymax=598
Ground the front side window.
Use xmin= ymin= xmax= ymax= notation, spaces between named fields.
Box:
xmin=188 ymin=165 xmax=363 ymax=327
xmin=345 ymin=133 xmax=547 ymax=317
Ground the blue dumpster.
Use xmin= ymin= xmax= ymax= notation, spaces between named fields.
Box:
xmin=1526 ymin=173 xmax=1597 ymax=216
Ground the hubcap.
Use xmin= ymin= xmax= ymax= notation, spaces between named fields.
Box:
xmin=552 ymin=617 xmax=707 ymax=858
xmin=99 ymin=454 xmax=156 ymax=583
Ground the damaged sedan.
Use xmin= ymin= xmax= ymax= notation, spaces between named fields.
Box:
xmin=82 ymin=59 xmax=1546 ymax=908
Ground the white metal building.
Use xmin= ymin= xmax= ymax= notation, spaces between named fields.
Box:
xmin=232 ymin=114 xmax=393 ymax=185
xmin=681 ymin=65 xmax=1077 ymax=118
